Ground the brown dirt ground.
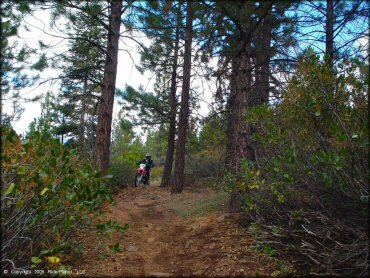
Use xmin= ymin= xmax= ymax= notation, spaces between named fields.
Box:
xmin=72 ymin=182 xmax=274 ymax=277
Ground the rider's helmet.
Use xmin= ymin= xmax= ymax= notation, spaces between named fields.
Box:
xmin=146 ymin=153 xmax=151 ymax=159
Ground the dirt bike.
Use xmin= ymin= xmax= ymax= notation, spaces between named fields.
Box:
xmin=134 ymin=163 xmax=150 ymax=187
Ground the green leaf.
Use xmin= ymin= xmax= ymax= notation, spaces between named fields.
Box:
xmin=5 ymin=183 xmax=15 ymax=195
xmin=47 ymin=256 xmax=60 ymax=264
xmin=18 ymin=166 xmax=27 ymax=175
xmin=18 ymin=2 xmax=31 ymax=13
xmin=351 ymin=134 xmax=358 ymax=139
xmin=315 ymin=111 xmax=321 ymax=117
xmin=98 ymin=253 xmax=108 ymax=259
xmin=58 ymin=264 xmax=68 ymax=272
xmin=277 ymin=194 xmax=285 ymax=203
xmin=50 ymin=157 xmax=57 ymax=167
xmin=32 ymin=53 xmax=48 ymax=71
xmin=40 ymin=187 xmax=49 ymax=196
xmin=39 ymin=249 xmax=50 ymax=255
xmin=248 ymin=183 xmax=259 ymax=189
xmin=117 ymin=223 xmax=129 ymax=235
xmin=108 ymin=243 xmax=121 ymax=253
xmin=31 ymin=257 xmax=42 ymax=264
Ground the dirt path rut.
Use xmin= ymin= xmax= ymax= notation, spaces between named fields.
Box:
xmin=73 ymin=182 xmax=272 ymax=277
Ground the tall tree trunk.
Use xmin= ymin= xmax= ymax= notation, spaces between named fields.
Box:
xmin=225 ymin=58 xmax=248 ymax=171
xmin=161 ymin=8 xmax=181 ymax=188
xmin=252 ymin=1 xmax=273 ymax=175
xmin=80 ymin=73 xmax=88 ymax=157
xmin=94 ymin=0 xmax=122 ymax=175
xmin=325 ymin=0 xmax=334 ymax=67
xmin=172 ymin=1 xmax=193 ymax=194
xmin=256 ymin=1 xmax=272 ymax=105
xmin=226 ymin=2 xmax=254 ymax=212
xmin=226 ymin=43 xmax=253 ymax=212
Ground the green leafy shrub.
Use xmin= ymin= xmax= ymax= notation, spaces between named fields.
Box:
xmin=109 ymin=148 xmax=144 ymax=187
xmin=109 ymin=116 xmax=167 ymax=186
xmin=185 ymin=151 xmax=224 ymax=178
xmin=150 ymin=165 xmax=164 ymax=182
xmin=1 ymin=121 xmax=113 ymax=270
xmin=185 ymin=114 xmax=226 ymax=188
xmin=109 ymin=117 xmax=146 ymax=187
xmin=236 ymin=53 xmax=368 ymax=276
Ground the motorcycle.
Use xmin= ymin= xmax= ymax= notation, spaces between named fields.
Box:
xmin=134 ymin=163 xmax=150 ymax=187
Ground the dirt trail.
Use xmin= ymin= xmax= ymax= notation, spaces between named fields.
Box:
xmin=73 ymin=182 xmax=272 ymax=277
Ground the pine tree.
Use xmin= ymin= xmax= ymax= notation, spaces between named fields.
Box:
xmin=121 ymin=1 xmax=185 ymax=187
xmin=298 ymin=0 xmax=369 ymax=64
xmin=95 ymin=0 xmax=123 ymax=175
xmin=51 ymin=1 xmax=106 ymax=157
xmin=46 ymin=0 xmax=127 ymax=174
xmin=160 ymin=2 xmax=182 ymax=187
xmin=198 ymin=0 xmax=299 ymax=211
xmin=172 ymin=1 xmax=194 ymax=194
xmin=1 ymin=1 xmax=47 ymax=123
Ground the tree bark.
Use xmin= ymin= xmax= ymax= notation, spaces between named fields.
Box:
xmin=252 ymin=1 xmax=273 ymax=182
xmin=227 ymin=60 xmax=244 ymax=212
xmin=226 ymin=1 xmax=255 ymax=212
xmin=161 ymin=7 xmax=181 ymax=188
xmin=172 ymin=1 xmax=193 ymax=194
xmin=225 ymin=58 xmax=247 ymax=172
xmin=94 ymin=0 xmax=122 ymax=175
xmin=226 ymin=45 xmax=254 ymax=212
xmin=255 ymin=1 xmax=272 ymax=105
xmin=80 ymin=72 xmax=88 ymax=157
xmin=325 ymin=0 xmax=334 ymax=67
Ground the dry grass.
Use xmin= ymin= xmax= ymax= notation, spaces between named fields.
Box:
xmin=165 ymin=190 xmax=228 ymax=218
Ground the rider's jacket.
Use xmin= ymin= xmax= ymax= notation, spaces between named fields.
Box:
xmin=138 ymin=158 xmax=155 ymax=168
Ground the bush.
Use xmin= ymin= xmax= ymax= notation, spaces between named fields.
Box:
xmin=185 ymin=151 xmax=224 ymax=178
xmin=234 ymin=54 xmax=368 ymax=276
xmin=1 ymin=122 xmax=113 ymax=270
xmin=185 ymin=113 xmax=226 ymax=189
xmin=109 ymin=160 xmax=137 ymax=187
xmin=109 ymin=118 xmax=146 ymax=187
xmin=150 ymin=165 xmax=164 ymax=182
xmin=109 ymin=145 xmax=145 ymax=187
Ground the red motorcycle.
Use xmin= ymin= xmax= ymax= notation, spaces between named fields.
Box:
xmin=134 ymin=163 xmax=150 ymax=186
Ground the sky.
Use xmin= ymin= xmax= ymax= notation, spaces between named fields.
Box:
xmin=4 ymin=8 xmax=214 ymax=137
xmin=3 ymin=9 xmax=154 ymax=136
xmin=4 ymin=2 xmax=367 ymax=137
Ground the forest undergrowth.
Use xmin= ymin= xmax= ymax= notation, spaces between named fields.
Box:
xmin=2 ymin=1 xmax=368 ymax=277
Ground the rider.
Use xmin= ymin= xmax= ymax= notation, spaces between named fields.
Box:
xmin=138 ymin=153 xmax=155 ymax=179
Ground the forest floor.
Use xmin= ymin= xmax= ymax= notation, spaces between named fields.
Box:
xmin=73 ymin=181 xmax=274 ymax=277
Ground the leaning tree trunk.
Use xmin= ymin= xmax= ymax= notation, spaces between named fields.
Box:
xmin=161 ymin=4 xmax=181 ymax=188
xmin=94 ymin=0 xmax=122 ymax=175
xmin=172 ymin=1 xmax=193 ymax=194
